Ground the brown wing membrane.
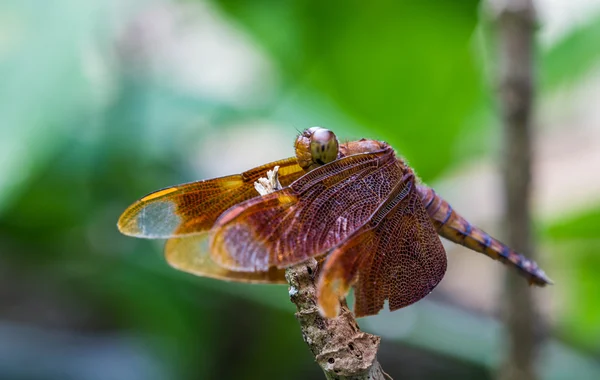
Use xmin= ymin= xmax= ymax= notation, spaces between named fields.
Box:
xmin=117 ymin=157 xmax=304 ymax=238
xmin=165 ymin=233 xmax=286 ymax=283
xmin=205 ymin=147 xmax=401 ymax=272
xmin=317 ymin=175 xmax=447 ymax=318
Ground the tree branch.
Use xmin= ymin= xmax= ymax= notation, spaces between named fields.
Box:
xmin=286 ymin=260 xmax=387 ymax=379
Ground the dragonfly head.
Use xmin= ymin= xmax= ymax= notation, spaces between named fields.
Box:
xmin=295 ymin=127 xmax=339 ymax=171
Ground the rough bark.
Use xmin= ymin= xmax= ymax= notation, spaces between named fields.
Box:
xmin=493 ymin=1 xmax=542 ymax=380
xmin=286 ymin=260 xmax=387 ymax=380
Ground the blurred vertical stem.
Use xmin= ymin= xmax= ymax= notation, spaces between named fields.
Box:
xmin=493 ymin=1 xmax=541 ymax=380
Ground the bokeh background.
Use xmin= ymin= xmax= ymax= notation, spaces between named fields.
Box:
xmin=1 ymin=0 xmax=600 ymax=379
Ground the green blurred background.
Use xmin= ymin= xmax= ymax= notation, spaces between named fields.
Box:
xmin=1 ymin=0 xmax=599 ymax=379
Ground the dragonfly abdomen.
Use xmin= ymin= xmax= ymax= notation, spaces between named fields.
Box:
xmin=416 ymin=184 xmax=552 ymax=286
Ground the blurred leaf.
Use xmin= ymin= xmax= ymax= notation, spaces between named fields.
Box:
xmin=543 ymin=206 xmax=600 ymax=241
xmin=212 ymin=0 xmax=485 ymax=181
xmin=553 ymin=244 xmax=600 ymax=352
xmin=541 ymin=206 xmax=600 ymax=351
xmin=541 ymin=12 xmax=600 ymax=92
xmin=0 ymin=0 xmax=143 ymax=215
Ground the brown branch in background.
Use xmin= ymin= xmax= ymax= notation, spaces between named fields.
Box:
xmin=256 ymin=167 xmax=386 ymax=380
xmin=493 ymin=1 xmax=543 ymax=380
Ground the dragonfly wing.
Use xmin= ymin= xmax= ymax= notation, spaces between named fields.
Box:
xmin=317 ymin=175 xmax=447 ymax=318
xmin=209 ymin=147 xmax=402 ymax=272
xmin=118 ymin=157 xmax=303 ymax=238
xmin=165 ymin=233 xmax=286 ymax=283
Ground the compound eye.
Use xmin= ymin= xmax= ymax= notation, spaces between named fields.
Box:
xmin=310 ymin=128 xmax=339 ymax=166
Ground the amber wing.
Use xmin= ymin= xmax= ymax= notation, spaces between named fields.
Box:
xmin=165 ymin=234 xmax=286 ymax=283
xmin=317 ymin=175 xmax=447 ymax=318
xmin=117 ymin=157 xmax=304 ymax=283
xmin=188 ymin=147 xmax=401 ymax=272
xmin=117 ymin=157 xmax=304 ymax=238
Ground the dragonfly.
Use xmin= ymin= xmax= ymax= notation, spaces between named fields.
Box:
xmin=118 ymin=127 xmax=551 ymax=318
